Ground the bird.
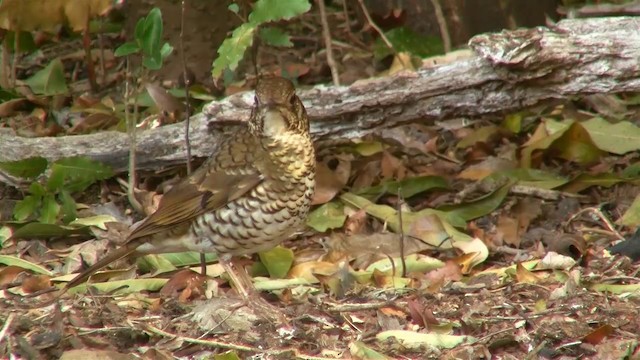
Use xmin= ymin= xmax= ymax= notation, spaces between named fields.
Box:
xmin=43 ymin=76 xmax=316 ymax=314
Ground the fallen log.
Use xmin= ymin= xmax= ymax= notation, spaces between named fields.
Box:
xmin=1 ymin=16 xmax=639 ymax=176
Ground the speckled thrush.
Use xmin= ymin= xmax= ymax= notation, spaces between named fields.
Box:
xmin=55 ymin=77 xmax=315 ymax=311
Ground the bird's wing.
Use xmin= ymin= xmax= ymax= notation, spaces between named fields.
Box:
xmin=127 ymin=162 xmax=263 ymax=242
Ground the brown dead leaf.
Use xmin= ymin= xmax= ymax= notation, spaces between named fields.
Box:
xmin=21 ymin=274 xmax=51 ymax=293
xmin=351 ymin=160 xmax=380 ymax=191
xmin=312 ymin=157 xmax=351 ymax=205
xmin=344 ymin=209 xmax=368 ymax=235
xmin=407 ymin=213 xmax=448 ymax=247
xmin=145 ymin=83 xmax=184 ymax=122
xmin=0 ymin=98 xmax=30 ymax=117
xmin=160 ymin=269 xmax=207 ymax=302
xmin=406 ymin=298 xmax=439 ymax=328
xmin=388 ymin=52 xmax=415 ymax=75
xmin=496 ymin=215 xmax=519 ymax=247
xmin=544 ymin=233 xmax=586 ymax=259
xmin=381 ymin=151 xmax=406 ymax=180
xmin=68 ymin=113 xmax=119 ymax=134
xmin=453 ymin=252 xmax=481 ymax=274
xmin=0 ymin=266 xmax=26 ymax=286
xmin=515 ymin=262 xmax=543 ymax=284
xmin=59 ymin=349 xmax=137 ymax=360
xmin=0 ymin=0 xmax=115 ymax=32
xmin=458 ymin=157 xmax=517 ymax=180
xmin=288 ymin=261 xmax=338 ymax=282
xmin=328 ymin=232 xmax=435 ymax=270
xmin=380 ymin=306 xmax=407 ymax=318
xmin=422 ymin=260 xmax=462 ymax=285
xmin=582 ymin=324 xmax=614 ymax=345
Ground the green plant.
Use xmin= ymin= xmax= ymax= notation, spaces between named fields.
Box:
xmin=0 ymin=156 xmax=114 ymax=224
xmin=211 ymin=0 xmax=312 ymax=79
xmin=113 ymin=7 xmax=173 ymax=70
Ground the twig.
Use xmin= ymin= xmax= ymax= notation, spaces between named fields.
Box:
xmin=0 ymin=313 xmax=15 ymax=345
xmin=316 ymin=0 xmax=340 ymax=86
xmin=180 ymin=0 xmax=193 ymax=176
xmin=125 ymin=59 xmax=143 ymax=213
xmin=429 ymin=0 xmax=451 ymax=52
xmin=397 ymin=189 xmax=407 ymax=278
xmin=97 ymin=19 xmax=106 ymax=86
xmin=565 ymin=206 xmax=623 ymax=239
xmin=324 ymin=301 xmax=392 ymax=312
xmin=356 ymin=0 xmax=409 ymax=69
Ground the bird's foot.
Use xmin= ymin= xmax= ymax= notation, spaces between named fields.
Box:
xmin=219 ymin=256 xmax=288 ymax=324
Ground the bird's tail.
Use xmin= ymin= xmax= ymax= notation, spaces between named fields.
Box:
xmin=33 ymin=240 xmax=144 ymax=308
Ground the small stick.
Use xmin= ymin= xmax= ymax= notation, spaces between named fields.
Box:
xmin=316 ymin=0 xmax=340 ymax=85
xmin=429 ymin=0 xmax=451 ymax=52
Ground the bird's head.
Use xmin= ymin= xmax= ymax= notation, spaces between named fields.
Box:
xmin=248 ymin=77 xmax=309 ymax=139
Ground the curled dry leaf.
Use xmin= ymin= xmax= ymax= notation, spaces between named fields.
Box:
xmin=144 ymin=83 xmax=184 ymax=122
xmin=515 ymin=262 xmax=544 ymax=284
xmin=380 ymin=151 xmax=406 ymax=180
xmin=312 ymin=156 xmax=351 ymax=205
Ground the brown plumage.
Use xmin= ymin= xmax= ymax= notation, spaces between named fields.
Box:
xmin=56 ymin=77 xmax=315 ymax=300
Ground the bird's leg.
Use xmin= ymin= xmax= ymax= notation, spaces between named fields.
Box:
xmin=200 ymin=253 xmax=207 ymax=276
xmin=218 ymin=255 xmax=287 ymax=323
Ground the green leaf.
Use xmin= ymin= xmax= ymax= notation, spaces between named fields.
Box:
xmin=114 ymin=41 xmax=140 ymax=57
xmin=619 ymin=195 xmax=640 ymax=227
xmin=13 ymin=195 xmax=41 ymax=221
xmin=228 ymin=4 xmax=240 ymax=14
xmin=307 ymin=202 xmax=346 ymax=232
xmin=23 ymin=58 xmax=69 ymax=95
xmin=0 ymin=255 xmax=53 ymax=276
xmin=8 ymin=222 xmax=90 ymax=239
xmin=249 ymin=0 xmax=311 ymax=24
xmin=160 ymin=42 xmax=174 ymax=60
xmin=67 ymin=278 xmax=168 ymax=295
xmin=137 ymin=252 xmax=218 ymax=273
xmin=48 ymin=157 xmax=114 ymax=193
xmin=258 ymin=246 xmax=294 ymax=279
xmin=259 ymin=27 xmax=293 ymax=47
xmin=3 ymin=31 xmax=37 ymax=53
xmin=0 ymin=157 xmax=47 ymax=179
xmin=373 ymin=27 xmax=443 ymax=60
xmin=39 ymin=193 xmax=60 ymax=224
xmin=376 ymin=330 xmax=476 ymax=350
xmin=142 ymin=56 xmax=162 ymax=70
xmin=214 ymin=351 xmax=242 ymax=360
xmin=438 ymin=182 xmax=512 ymax=221
xmin=134 ymin=16 xmax=145 ymax=42
xmin=349 ymin=341 xmax=392 ymax=360
xmin=69 ymin=215 xmax=118 ymax=230
xmin=356 ymin=176 xmax=449 ymax=201
xmin=483 ymin=168 xmax=568 ymax=190
xmin=0 ymin=226 xmax=12 ymax=247
xmin=141 ymin=7 xmax=163 ymax=59
xmin=211 ymin=23 xmax=256 ymax=78
xmin=58 ymin=190 xmax=77 ymax=224
xmin=561 ymin=173 xmax=629 ymax=193
xmin=581 ymin=117 xmax=640 ymax=155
